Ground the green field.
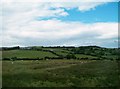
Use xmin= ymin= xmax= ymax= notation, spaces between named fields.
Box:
xmin=75 ymin=54 xmax=98 ymax=59
xmin=2 ymin=50 xmax=58 ymax=59
xmin=2 ymin=46 xmax=118 ymax=60
xmin=2 ymin=49 xmax=99 ymax=60
xmin=2 ymin=60 xmax=119 ymax=87
xmin=2 ymin=46 xmax=119 ymax=87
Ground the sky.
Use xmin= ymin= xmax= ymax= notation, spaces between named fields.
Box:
xmin=1 ymin=0 xmax=119 ymax=48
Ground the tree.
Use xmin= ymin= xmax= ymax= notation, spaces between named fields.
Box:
xmin=66 ymin=53 xmax=76 ymax=59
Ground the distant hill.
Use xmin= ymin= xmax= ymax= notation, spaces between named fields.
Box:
xmin=1 ymin=46 xmax=119 ymax=60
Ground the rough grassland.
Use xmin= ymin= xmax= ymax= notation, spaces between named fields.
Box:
xmin=2 ymin=60 xmax=119 ymax=87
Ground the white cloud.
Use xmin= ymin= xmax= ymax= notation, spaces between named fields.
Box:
xmin=78 ymin=2 xmax=105 ymax=12
xmin=1 ymin=0 xmax=118 ymax=14
xmin=1 ymin=1 xmax=118 ymax=47
xmin=90 ymin=23 xmax=118 ymax=39
xmin=2 ymin=18 xmax=118 ymax=46
xmin=2 ymin=0 xmax=118 ymax=2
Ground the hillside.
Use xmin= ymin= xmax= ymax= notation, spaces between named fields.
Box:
xmin=2 ymin=46 xmax=119 ymax=87
xmin=2 ymin=46 xmax=119 ymax=60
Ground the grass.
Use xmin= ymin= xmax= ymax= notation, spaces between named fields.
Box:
xmin=75 ymin=54 xmax=98 ymax=59
xmin=2 ymin=60 xmax=119 ymax=87
xmin=2 ymin=50 xmax=58 ymax=59
xmin=2 ymin=49 xmax=98 ymax=60
xmin=54 ymin=51 xmax=68 ymax=56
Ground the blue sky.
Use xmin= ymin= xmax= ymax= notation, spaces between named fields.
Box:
xmin=37 ymin=2 xmax=118 ymax=23
xmin=1 ymin=1 xmax=118 ymax=48
xmin=59 ymin=2 xmax=118 ymax=23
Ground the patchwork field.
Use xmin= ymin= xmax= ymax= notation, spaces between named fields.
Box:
xmin=2 ymin=46 xmax=118 ymax=60
xmin=2 ymin=60 xmax=119 ymax=87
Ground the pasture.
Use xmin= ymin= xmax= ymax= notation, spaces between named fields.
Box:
xmin=2 ymin=60 xmax=119 ymax=87
xmin=2 ymin=50 xmax=58 ymax=59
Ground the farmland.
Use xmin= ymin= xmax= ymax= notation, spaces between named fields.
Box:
xmin=2 ymin=50 xmax=58 ymax=59
xmin=2 ymin=46 xmax=119 ymax=60
xmin=2 ymin=60 xmax=119 ymax=87
xmin=1 ymin=46 xmax=120 ymax=87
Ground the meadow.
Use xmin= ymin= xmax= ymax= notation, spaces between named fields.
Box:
xmin=2 ymin=46 xmax=119 ymax=88
xmin=2 ymin=50 xmax=58 ymax=59
xmin=2 ymin=60 xmax=119 ymax=87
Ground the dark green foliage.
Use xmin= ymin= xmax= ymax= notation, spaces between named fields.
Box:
xmin=2 ymin=46 xmax=20 ymax=50
xmin=66 ymin=53 xmax=76 ymax=59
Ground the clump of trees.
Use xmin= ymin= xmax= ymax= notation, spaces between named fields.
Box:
xmin=2 ymin=46 xmax=20 ymax=50
xmin=65 ymin=53 xmax=76 ymax=59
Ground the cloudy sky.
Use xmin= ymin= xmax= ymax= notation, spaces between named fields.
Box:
xmin=1 ymin=0 xmax=119 ymax=47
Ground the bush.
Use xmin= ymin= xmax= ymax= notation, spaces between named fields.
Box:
xmin=11 ymin=57 xmax=17 ymax=61
xmin=66 ymin=53 xmax=76 ymax=59
xmin=3 ymin=58 xmax=11 ymax=60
